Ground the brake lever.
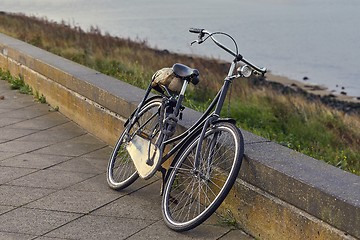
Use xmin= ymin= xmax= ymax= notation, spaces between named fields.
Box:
xmin=191 ymin=32 xmax=206 ymax=45
xmin=191 ymin=39 xmax=203 ymax=45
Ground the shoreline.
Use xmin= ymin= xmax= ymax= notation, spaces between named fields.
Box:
xmin=1 ymin=11 xmax=359 ymax=110
xmin=265 ymin=72 xmax=360 ymax=104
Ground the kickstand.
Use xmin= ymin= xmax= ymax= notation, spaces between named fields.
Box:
xmin=159 ymin=166 xmax=167 ymax=196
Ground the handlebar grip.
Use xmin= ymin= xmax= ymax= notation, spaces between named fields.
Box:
xmin=189 ymin=28 xmax=204 ymax=34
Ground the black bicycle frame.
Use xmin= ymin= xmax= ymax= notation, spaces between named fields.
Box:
xmin=126 ymin=28 xmax=250 ymax=170
xmin=159 ymin=59 xmax=238 ymax=163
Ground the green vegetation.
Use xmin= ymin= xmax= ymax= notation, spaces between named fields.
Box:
xmin=0 ymin=13 xmax=359 ymax=175
xmin=0 ymin=68 xmax=47 ymax=104
xmin=34 ymin=91 xmax=47 ymax=104
xmin=0 ymin=69 xmax=32 ymax=94
xmin=217 ymin=209 xmax=238 ymax=229
xmin=229 ymin=90 xmax=360 ymax=173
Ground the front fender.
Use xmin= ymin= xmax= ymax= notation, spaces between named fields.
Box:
xmin=212 ymin=118 xmax=237 ymax=126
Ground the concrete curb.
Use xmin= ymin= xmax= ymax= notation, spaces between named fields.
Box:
xmin=1 ymin=32 xmax=359 ymax=239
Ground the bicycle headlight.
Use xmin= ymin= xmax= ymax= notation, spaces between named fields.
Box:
xmin=238 ymin=65 xmax=252 ymax=77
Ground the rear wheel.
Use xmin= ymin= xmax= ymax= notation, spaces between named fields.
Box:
xmin=162 ymin=121 xmax=244 ymax=231
xmin=107 ymin=99 xmax=162 ymax=190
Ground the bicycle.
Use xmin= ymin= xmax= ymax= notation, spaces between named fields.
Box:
xmin=106 ymin=28 xmax=266 ymax=231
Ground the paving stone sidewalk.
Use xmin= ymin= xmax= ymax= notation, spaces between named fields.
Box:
xmin=0 ymin=80 xmax=253 ymax=240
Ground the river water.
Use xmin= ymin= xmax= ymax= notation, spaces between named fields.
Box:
xmin=1 ymin=0 xmax=359 ymax=97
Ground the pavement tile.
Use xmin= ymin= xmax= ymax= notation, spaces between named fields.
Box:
xmin=0 ymin=207 xmax=81 ymax=235
xmin=0 ymin=205 xmax=15 ymax=215
xmin=0 ymin=140 xmax=52 ymax=153
xmin=93 ymin=181 xmax=163 ymax=221
xmin=33 ymin=237 xmax=69 ymax=240
xmin=0 ymin=151 xmax=19 ymax=161
xmin=0 ymin=117 xmax=25 ymax=128
xmin=82 ymin=146 xmax=113 ymax=159
xmin=0 ymin=232 xmax=34 ymax=240
xmin=66 ymin=134 xmax=105 ymax=145
xmin=15 ymin=129 xmax=85 ymax=144
xmin=0 ymin=90 xmax=8 ymax=97
xmin=67 ymin=174 xmax=113 ymax=193
xmin=9 ymin=112 xmax=69 ymax=130
xmin=0 ymin=153 xmax=72 ymax=169
xmin=2 ymin=103 xmax=50 ymax=119
xmin=127 ymin=220 xmax=230 ymax=240
xmin=0 ymin=128 xmax=37 ymax=141
xmin=43 ymin=121 xmax=86 ymax=136
xmin=218 ymin=229 xmax=255 ymax=240
xmin=45 ymin=215 xmax=154 ymax=240
xmin=16 ymin=124 xmax=88 ymax=145
xmin=33 ymin=141 xmax=106 ymax=157
xmin=0 ymin=166 xmax=37 ymax=184
xmin=0 ymin=185 xmax=55 ymax=207
xmin=69 ymin=173 xmax=159 ymax=195
xmin=0 ymin=108 xmax=11 ymax=114
xmin=8 ymin=169 xmax=95 ymax=189
xmin=0 ymin=97 xmax=36 ymax=110
xmin=26 ymin=189 xmax=119 ymax=214
xmin=92 ymin=194 xmax=162 ymax=221
xmin=48 ymin=156 xmax=107 ymax=174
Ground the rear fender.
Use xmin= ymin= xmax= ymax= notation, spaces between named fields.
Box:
xmin=124 ymin=95 xmax=163 ymax=127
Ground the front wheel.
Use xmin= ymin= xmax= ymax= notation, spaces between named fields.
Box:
xmin=161 ymin=121 xmax=244 ymax=231
xmin=107 ymin=99 xmax=162 ymax=190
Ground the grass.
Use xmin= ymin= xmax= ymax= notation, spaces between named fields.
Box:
xmin=217 ymin=209 xmax=239 ymax=229
xmin=0 ymin=68 xmax=48 ymax=104
xmin=0 ymin=70 xmax=32 ymax=95
xmin=228 ymin=90 xmax=360 ymax=173
xmin=0 ymin=12 xmax=359 ymax=175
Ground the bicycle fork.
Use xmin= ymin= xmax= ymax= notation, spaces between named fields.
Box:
xmin=193 ymin=61 xmax=236 ymax=178
xmin=193 ymin=115 xmax=219 ymax=180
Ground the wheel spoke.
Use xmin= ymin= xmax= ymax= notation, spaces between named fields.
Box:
xmin=162 ymin=122 xmax=244 ymax=231
xmin=107 ymin=100 xmax=162 ymax=190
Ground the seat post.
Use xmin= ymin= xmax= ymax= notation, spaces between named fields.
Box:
xmin=173 ymin=80 xmax=189 ymax=117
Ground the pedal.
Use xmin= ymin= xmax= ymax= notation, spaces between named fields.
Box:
xmin=126 ymin=135 xmax=162 ymax=180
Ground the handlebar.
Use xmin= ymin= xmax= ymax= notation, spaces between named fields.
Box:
xmin=189 ymin=28 xmax=267 ymax=75
xmin=189 ymin=28 xmax=204 ymax=34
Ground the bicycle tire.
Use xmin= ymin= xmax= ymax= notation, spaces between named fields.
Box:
xmin=161 ymin=121 xmax=244 ymax=231
xmin=107 ymin=99 xmax=163 ymax=190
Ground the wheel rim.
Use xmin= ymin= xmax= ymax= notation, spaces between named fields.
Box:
xmin=107 ymin=100 xmax=162 ymax=188
xmin=163 ymin=124 xmax=241 ymax=228
xmin=108 ymin=132 xmax=138 ymax=187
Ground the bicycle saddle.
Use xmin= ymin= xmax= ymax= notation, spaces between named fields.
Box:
xmin=172 ymin=63 xmax=200 ymax=85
